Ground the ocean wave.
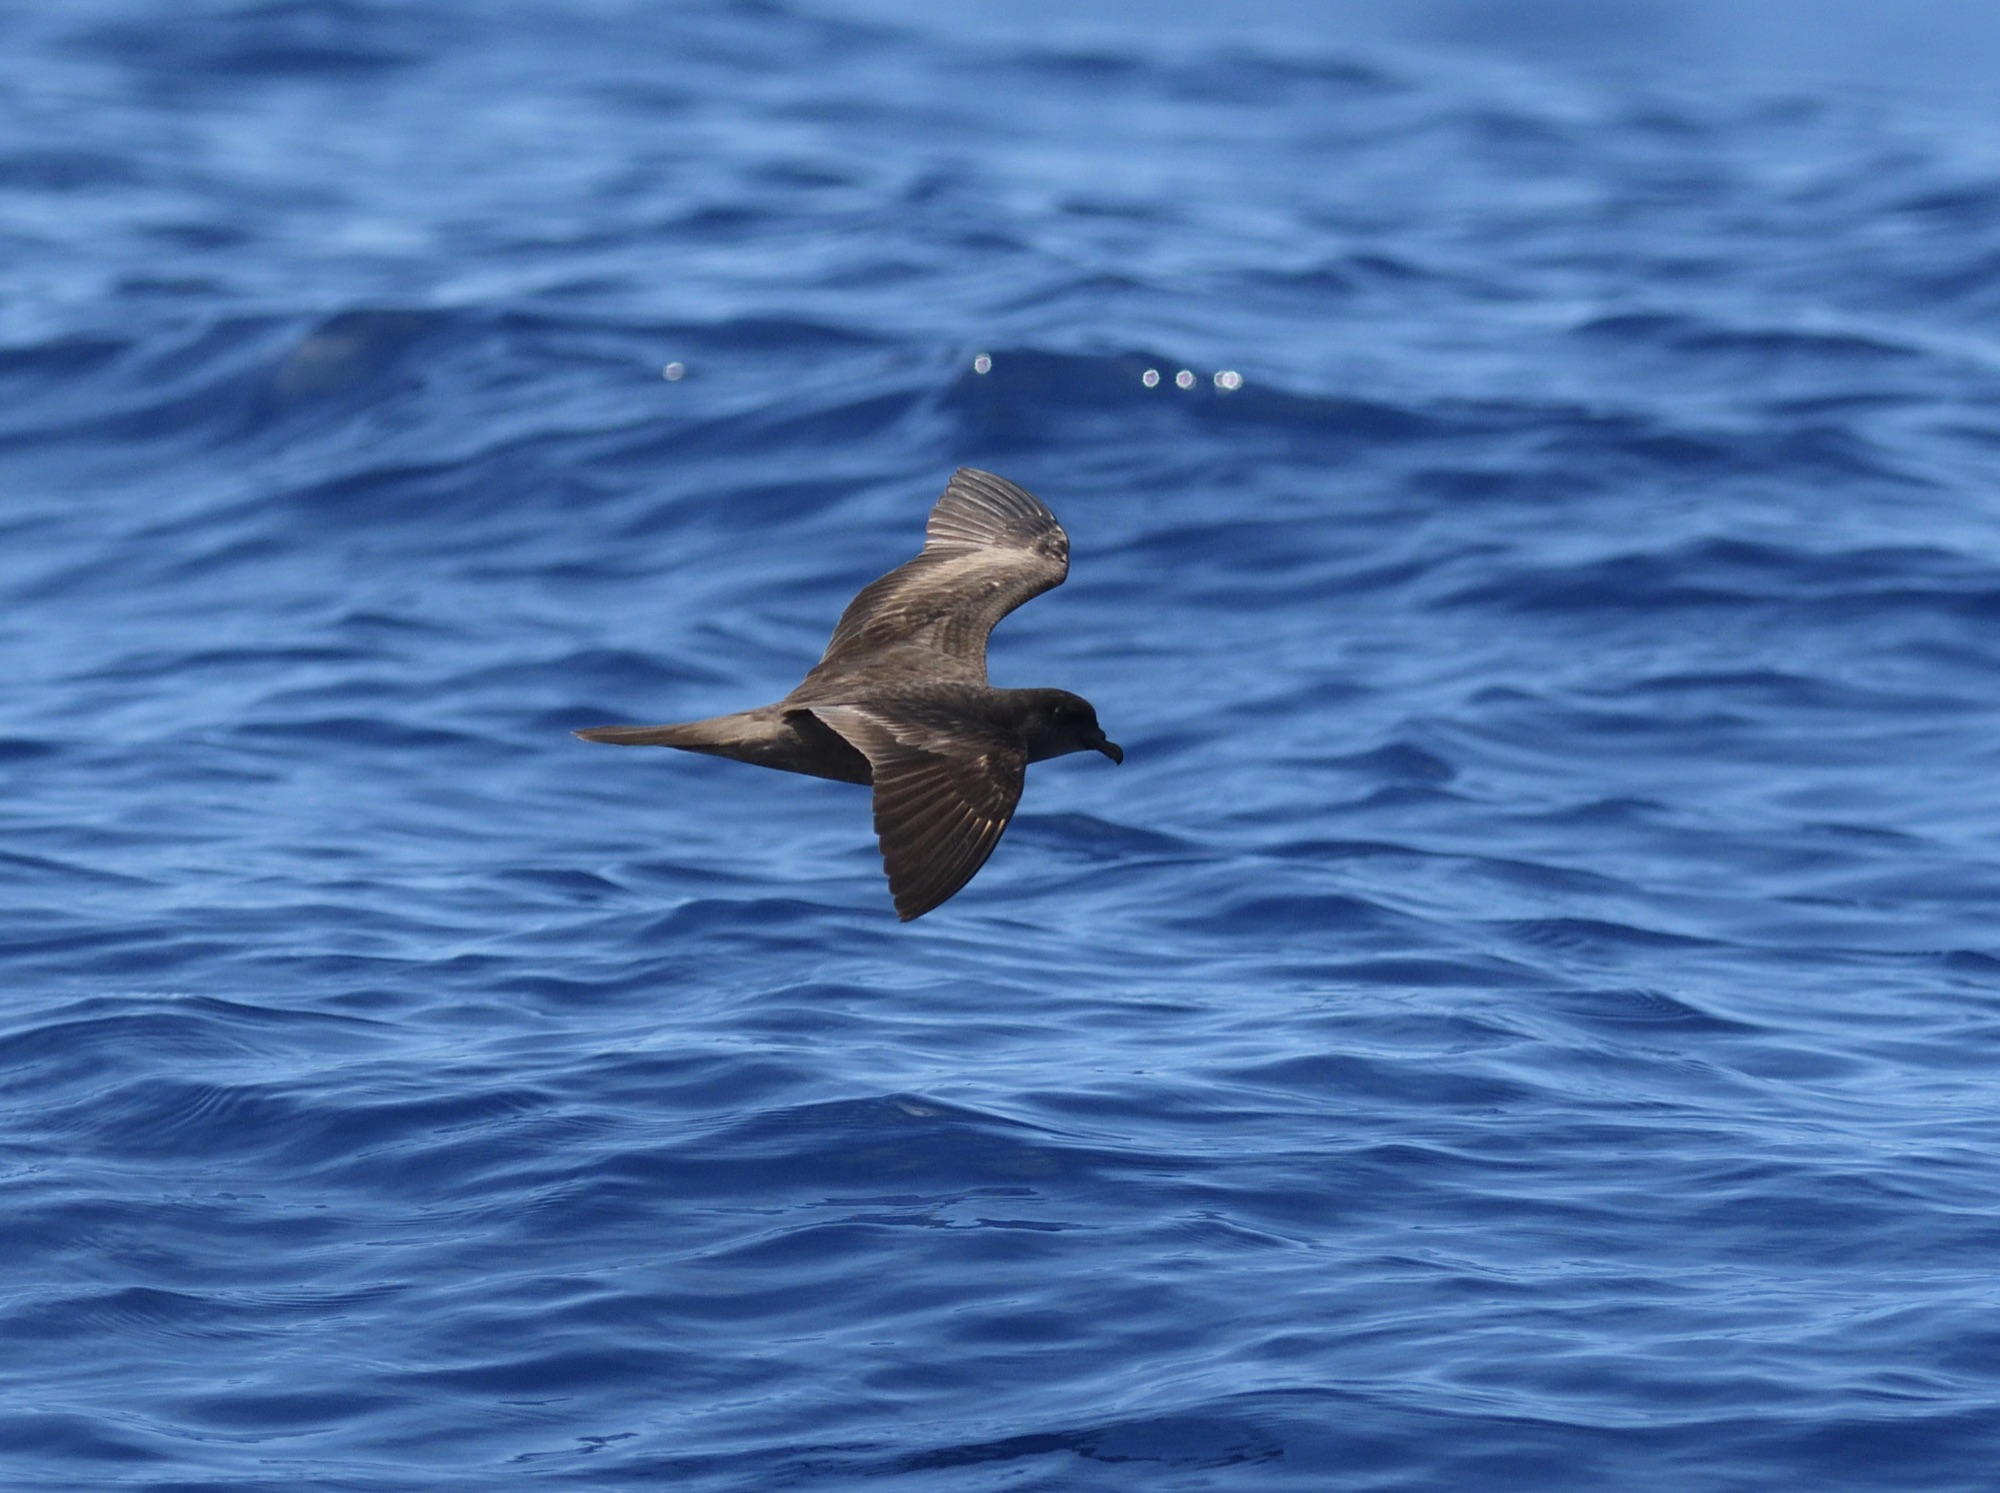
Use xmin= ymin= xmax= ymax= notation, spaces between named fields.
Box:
xmin=9 ymin=3 xmax=2000 ymax=1488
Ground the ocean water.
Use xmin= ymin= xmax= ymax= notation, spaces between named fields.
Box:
xmin=7 ymin=3 xmax=2000 ymax=1488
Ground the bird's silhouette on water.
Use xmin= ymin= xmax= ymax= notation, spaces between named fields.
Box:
xmin=576 ymin=468 xmax=1122 ymax=920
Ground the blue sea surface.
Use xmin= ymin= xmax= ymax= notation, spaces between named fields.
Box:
xmin=7 ymin=3 xmax=2000 ymax=1488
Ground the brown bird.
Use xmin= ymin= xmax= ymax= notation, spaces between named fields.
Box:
xmin=576 ymin=468 xmax=1122 ymax=920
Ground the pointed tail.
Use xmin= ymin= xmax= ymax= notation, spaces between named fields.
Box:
xmin=573 ymin=723 xmax=707 ymax=746
xmin=573 ymin=710 xmax=871 ymax=783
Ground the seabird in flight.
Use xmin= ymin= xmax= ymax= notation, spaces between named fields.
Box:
xmin=576 ymin=468 xmax=1121 ymax=920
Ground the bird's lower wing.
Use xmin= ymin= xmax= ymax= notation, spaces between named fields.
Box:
xmin=810 ymin=704 xmax=1026 ymax=921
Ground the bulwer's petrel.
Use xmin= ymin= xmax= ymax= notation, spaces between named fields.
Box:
xmin=576 ymin=468 xmax=1122 ymax=920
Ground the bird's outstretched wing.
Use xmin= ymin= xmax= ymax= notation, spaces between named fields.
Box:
xmin=809 ymin=703 xmax=1026 ymax=920
xmin=800 ymin=469 xmax=1068 ymax=687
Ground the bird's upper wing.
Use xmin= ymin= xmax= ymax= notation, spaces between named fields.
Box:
xmin=808 ymin=703 xmax=1027 ymax=921
xmin=804 ymin=469 xmax=1068 ymax=686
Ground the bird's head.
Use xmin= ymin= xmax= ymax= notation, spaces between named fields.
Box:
xmin=1022 ymin=689 xmax=1123 ymax=765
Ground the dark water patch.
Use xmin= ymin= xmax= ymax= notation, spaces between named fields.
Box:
xmin=458 ymin=645 xmax=738 ymax=699
xmin=1179 ymin=891 xmax=1420 ymax=939
xmin=0 ymin=992 xmax=379 ymax=1069
xmin=1441 ymin=536 xmax=1997 ymax=615
xmin=1219 ymin=1050 xmax=1537 ymax=1110
xmin=1895 ymin=179 xmax=2000 ymax=225
xmin=0 ymin=1412 xmax=160 ymax=1466
xmin=1319 ymin=741 xmax=1459 ymax=783
xmin=670 ymin=1093 xmax=1114 ymax=1194
xmin=79 ymin=1 xmax=430 ymax=82
xmin=1005 ymin=812 xmax=1194 ymax=860
xmin=0 ymin=334 xmax=130 ymax=384
xmin=1 ymin=1283 xmax=343 ymax=1344
xmin=1259 ymin=836 xmax=1443 ymax=864
xmin=1575 ymin=309 xmax=1921 ymax=365
xmin=232 ymin=716 xmax=491 ymax=753
xmin=0 ymin=148 xmax=143 ymax=191
xmin=900 ymin=1407 xmax=1284 ymax=1472
xmin=0 ymin=851 xmax=155 ymax=895
xmin=1504 ymin=916 xmax=1718 ymax=956
xmin=1295 ymin=954 xmax=1543 ymax=990
xmin=86 ymin=643 xmax=372 ymax=683
xmin=1540 ymin=985 xmax=1757 ymax=1034
xmin=1167 ymin=47 xmax=1406 ymax=106
xmin=58 ymin=1073 xmax=553 ymax=1176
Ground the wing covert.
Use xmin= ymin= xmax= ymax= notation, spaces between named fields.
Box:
xmin=804 ymin=469 xmax=1069 ymax=684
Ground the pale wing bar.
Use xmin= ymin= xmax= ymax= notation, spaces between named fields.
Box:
xmin=808 ymin=469 xmax=1070 ymax=677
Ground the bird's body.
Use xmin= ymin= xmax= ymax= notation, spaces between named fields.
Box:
xmin=576 ymin=469 xmax=1121 ymax=920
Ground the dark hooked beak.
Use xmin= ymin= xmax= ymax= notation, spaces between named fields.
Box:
xmin=1096 ymin=735 xmax=1124 ymax=765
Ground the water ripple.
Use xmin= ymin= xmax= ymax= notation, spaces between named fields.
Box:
xmin=7 ymin=3 xmax=2000 ymax=1489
